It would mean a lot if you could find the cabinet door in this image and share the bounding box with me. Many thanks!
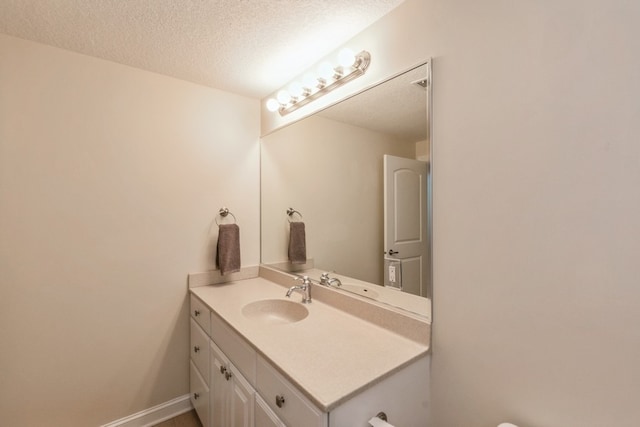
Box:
[211,342,231,427]
[230,364,255,427]
[255,394,285,427]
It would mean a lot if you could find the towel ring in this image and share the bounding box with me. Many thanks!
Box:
[215,207,237,225]
[286,208,303,223]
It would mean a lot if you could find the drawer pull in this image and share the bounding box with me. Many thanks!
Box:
[220,366,227,375]
[275,394,286,408]
[194,309,200,316]
[193,392,200,400]
[193,345,200,353]
[225,371,233,381]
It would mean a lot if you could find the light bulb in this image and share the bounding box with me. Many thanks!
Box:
[276,90,291,105]
[289,81,304,98]
[318,62,335,81]
[337,48,356,68]
[266,98,280,112]
[302,73,318,90]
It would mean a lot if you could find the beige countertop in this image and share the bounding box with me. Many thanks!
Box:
[190,276,429,411]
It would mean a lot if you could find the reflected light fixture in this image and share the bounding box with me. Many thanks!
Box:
[266,49,371,116]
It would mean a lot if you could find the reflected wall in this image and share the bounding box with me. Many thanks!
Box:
[261,114,415,284]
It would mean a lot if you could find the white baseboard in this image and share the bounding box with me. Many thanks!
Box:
[100,394,193,427]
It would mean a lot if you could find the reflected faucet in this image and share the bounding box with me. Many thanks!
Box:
[320,272,342,288]
[286,276,312,303]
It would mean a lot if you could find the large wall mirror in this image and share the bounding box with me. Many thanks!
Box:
[261,61,431,320]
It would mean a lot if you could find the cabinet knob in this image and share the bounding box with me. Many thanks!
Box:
[275,394,286,408]
[376,412,388,422]
[193,392,200,400]
[220,366,227,375]
[194,345,200,353]
[225,371,232,381]
[194,310,200,316]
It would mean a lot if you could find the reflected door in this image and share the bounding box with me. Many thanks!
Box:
[383,155,428,297]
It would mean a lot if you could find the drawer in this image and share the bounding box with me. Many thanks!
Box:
[210,310,256,384]
[190,318,210,383]
[255,393,286,427]
[256,356,326,427]
[190,295,211,335]
[190,360,210,427]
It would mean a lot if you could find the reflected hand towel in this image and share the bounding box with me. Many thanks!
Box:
[216,223,241,275]
[288,221,306,264]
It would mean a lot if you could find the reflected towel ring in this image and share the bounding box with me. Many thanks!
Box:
[215,207,237,225]
[287,207,303,223]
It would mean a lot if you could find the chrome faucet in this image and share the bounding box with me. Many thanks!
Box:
[286,276,312,303]
[320,272,342,287]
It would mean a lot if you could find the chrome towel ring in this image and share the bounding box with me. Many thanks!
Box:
[215,207,237,225]
[286,207,303,223]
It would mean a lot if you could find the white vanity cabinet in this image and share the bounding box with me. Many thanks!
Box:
[190,295,318,427]
[190,295,259,427]
[190,278,430,427]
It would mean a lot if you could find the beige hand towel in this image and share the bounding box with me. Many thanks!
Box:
[216,223,241,275]
[288,221,306,264]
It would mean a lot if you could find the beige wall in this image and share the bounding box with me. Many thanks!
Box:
[261,115,414,284]
[0,35,260,426]
[3,0,640,425]
[343,0,640,426]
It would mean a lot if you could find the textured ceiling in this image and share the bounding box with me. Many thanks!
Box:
[319,64,428,142]
[0,0,405,98]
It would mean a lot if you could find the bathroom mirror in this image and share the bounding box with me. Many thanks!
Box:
[261,61,431,319]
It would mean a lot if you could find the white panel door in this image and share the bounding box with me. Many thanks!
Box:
[383,155,428,297]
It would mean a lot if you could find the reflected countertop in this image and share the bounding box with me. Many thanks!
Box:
[299,267,431,320]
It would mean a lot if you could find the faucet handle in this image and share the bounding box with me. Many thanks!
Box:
[295,275,310,285]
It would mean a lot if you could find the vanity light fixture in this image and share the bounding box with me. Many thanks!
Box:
[266,49,371,116]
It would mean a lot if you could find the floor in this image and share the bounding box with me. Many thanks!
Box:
[152,409,202,427]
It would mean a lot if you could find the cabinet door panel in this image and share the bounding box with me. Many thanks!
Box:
[231,375,254,427]
[210,342,230,427]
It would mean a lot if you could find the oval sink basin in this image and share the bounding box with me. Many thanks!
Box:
[340,283,380,300]
[241,299,309,325]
